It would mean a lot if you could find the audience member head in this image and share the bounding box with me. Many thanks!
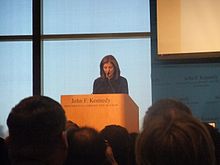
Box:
[6,95,67,165]
[100,125,130,165]
[64,126,106,165]
[143,98,192,128]
[146,98,192,117]
[65,120,79,131]
[136,113,216,165]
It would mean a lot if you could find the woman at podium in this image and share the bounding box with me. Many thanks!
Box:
[93,55,129,94]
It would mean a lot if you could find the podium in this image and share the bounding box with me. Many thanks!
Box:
[61,94,139,132]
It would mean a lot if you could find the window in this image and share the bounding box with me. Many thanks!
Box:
[0,0,32,35]
[0,42,32,137]
[43,39,151,123]
[43,0,150,34]
[43,0,151,128]
[0,0,151,137]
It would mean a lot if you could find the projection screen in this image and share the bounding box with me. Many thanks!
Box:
[157,0,220,59]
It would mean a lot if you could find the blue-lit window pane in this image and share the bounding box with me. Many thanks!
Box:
[0,42,32,137]
[43,0,150,34]
[43,39,151,126]
[0,0,32,35]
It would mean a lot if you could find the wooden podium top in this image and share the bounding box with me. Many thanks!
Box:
[61,94,139,132]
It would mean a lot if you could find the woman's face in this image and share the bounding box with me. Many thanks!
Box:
[103,62,115,79]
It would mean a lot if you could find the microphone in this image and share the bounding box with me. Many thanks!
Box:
[106,72,110,79]
[107,78,115,93]
[105,71,115,92]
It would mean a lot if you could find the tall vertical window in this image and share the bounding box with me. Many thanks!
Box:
[0,0,32,137]
[0,42,32,137]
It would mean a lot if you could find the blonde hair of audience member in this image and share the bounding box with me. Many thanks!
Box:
[136,111,216,165]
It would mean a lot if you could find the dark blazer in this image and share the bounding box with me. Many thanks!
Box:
[93,76,128,94]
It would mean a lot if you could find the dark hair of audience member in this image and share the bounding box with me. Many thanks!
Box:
[6,95,67,165]
[65,120,79,131]
[203,122,220,165]
[64,126,106,165]
[136,110,216,165]
[100,124,130,165]
[0,137,10,165]
[129,132,138,165]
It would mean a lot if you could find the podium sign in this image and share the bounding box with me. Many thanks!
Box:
[61,94,139,132]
